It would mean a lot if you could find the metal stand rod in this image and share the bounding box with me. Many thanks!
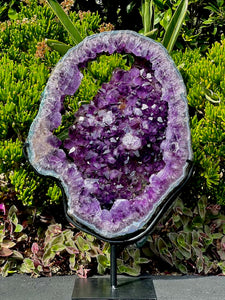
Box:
[110,244,117,289]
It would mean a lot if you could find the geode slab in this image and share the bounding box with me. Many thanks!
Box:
[26,31,192,240]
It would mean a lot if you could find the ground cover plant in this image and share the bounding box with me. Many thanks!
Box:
[0,0,225,277]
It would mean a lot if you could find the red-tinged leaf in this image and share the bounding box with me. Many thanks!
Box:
[17,233,28,243]
[2,240,16,248]
[46,224,62,235]
[22,220,28,229]
[33,258,41,268]
[66,246,79,255]
[0,247,13,257]
[12,250,23,260]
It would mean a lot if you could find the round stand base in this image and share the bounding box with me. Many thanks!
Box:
[72,276,157,300]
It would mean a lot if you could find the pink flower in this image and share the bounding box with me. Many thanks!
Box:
[31,242,39,255]
[0,203,6,215]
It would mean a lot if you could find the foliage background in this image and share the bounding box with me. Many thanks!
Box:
[0,0,225,277]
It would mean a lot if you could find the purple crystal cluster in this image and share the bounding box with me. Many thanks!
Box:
[64,66,168,209]
[27,31,192,239]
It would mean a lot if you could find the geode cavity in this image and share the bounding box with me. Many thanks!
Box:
[26,31,192,239]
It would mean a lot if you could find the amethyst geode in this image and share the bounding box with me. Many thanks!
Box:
[26,31,192,239]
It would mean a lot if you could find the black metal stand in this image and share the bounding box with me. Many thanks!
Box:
[71,243,157,300]
[110,244,117,290]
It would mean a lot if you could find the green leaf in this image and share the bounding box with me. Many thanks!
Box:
[126,1,136,14]
[192,230,199,243]
[157,237,168,255]
[86,234,95,242]
[204,5,219,13]
[55,127,69,141]
[142,0,154,34]
[118,264,141,276]
[97,263,105,275]
[173,213,181,223]
[196,257,204,273]
[218,261,225,275]
[168,232,178,245]
[142,246,153,257]
[179,246,191,259]
[43,248,55,264]
[69,254,76,270]
[37,265,43,272]
[0,2,7,18]
[23,258,35,270]
[51,244,66,252]
[162,0,188,53]
[46,0,82,45]
[8,206,18,226]
[63,229,74,241]
[97,254,110,268]
[160,8,172,30]
[177,232,185,247]
[14,224,23,233]
[1,261,11,277]
[136,257,150,264]
[182,207,193,217]
[8,8,18,20]
[160,249,174,266]
[174,249,184,260]
[176,263,188,274]
[192,216,203,228]
[144,28,158,38]
[46,39,71,56]
[192,246,202,258]
[174,197,184,210]
[212,233,223,239]
[76,236,91,252]
[133,248,141,261]
[217,0,224,7]
[50,233,64,246]
[198,196,207,220]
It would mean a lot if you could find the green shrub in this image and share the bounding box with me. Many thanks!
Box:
[0,0,102,63]
[173,37,225,204]
[0,55,50,140]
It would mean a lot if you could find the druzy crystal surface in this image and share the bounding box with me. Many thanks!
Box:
[26,31,192,239]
